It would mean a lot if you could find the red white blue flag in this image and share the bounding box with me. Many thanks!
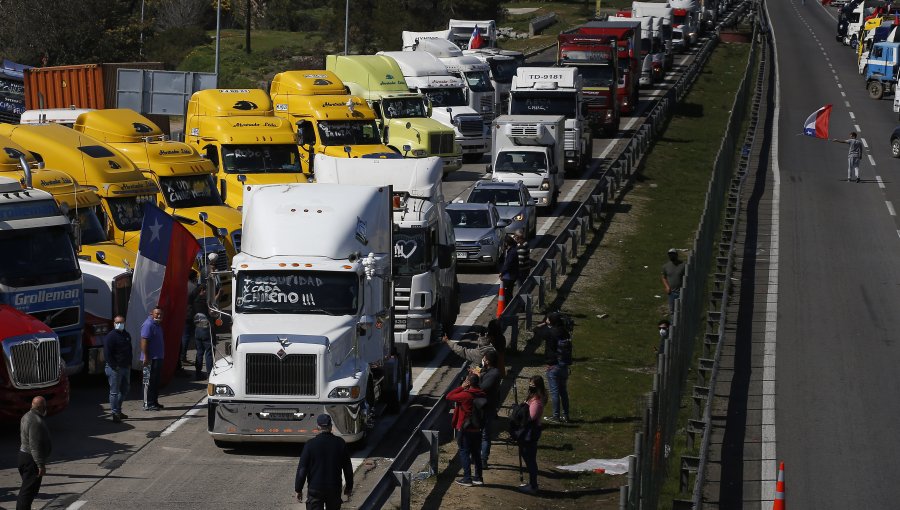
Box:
[125,203,200,385]
[803,104,832,139]
[469,26,485,49]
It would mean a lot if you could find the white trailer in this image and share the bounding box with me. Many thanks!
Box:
[206,182,409,445]
[489,115,566,210]
[313,154,459,351]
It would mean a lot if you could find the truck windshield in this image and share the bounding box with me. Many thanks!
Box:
[509,92,576,117]
[236,271,359,315]
[422,88,468,107]
[221,144,303,174]
[106,195,154,232]
[71,207,107,245]
[578,66,616,88]
[468,188,523,206]
[394,227,431,276]
[447,209,491,228]
[488,59,519,83]
[159,174,223,209]
[494,151,548,174]
[382,98,428,118]
[318,120,382,146]
[0,226,80,287]
[463,71,495,92]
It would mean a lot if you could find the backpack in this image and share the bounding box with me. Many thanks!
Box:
[557,335,573,366]
[463,396,488,430]
[507,401,533,443]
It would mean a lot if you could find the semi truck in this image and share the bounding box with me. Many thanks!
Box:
[580,21,643,116]
[79,260,132,375]
[184,88,308,209]
[609,15,659,86]
[633,3,674,70]
[0,304,69,421]
[508,67,592,173]
[269,70,399,173]
[489,115,566,210]
[326,54,462,172]
[862,41,900,99]
[378,51,490,163]
[205,181,410,445]
[670,0,701,44]
[313,154,459,351]
[0,175,85,374]
[556,33,621,136]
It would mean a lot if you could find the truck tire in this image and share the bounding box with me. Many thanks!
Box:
[869,81,885,100]
[892,137,900,158]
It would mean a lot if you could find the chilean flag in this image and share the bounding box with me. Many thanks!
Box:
[469,26,485,49]
[125,203,200,385]
[803,104,832,139]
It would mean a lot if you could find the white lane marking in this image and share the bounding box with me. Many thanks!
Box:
[844,100,850,107]
[897,230,900,239]
[868,154,876,166]
[877,176,885,189]
[861,137,868,148]
[887,201,896,216]
[160,396,208,437]
[764,0,782,503]
[838,83,843,88]
[841,91,846,97]
[66,502,87,510]
[849,111,856,119]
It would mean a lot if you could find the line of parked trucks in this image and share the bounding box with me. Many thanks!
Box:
[0,3,726,442]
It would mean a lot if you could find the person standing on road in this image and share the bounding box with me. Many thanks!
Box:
[514,229,531,285]
[477,350,502,470]
[295,414,353,510]
[518,375,547,495]
[141,307,165,411]
[832,131,864,182]
[181,271,200,366]
[661,248,686,315]
[103,315,132,423]
[194,312,214,381]
[17,396,51,510]
[446,373,487,487]
[542,313,572,424]
[485,318,507,373]
[498,236,519,301]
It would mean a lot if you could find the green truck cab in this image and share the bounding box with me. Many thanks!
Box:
[326,55,462,172]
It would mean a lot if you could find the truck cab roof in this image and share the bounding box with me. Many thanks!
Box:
[377,52,459,82]
[270,70,348,96]
[186,89,296,143]
[313,154,443,199]
[326,55,412,99]
[188,89,276,117]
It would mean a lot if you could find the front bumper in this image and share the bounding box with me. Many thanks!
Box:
[208,399,366,443]
[0,379,69,422]
[394,327,437,350]
[457,137,491,155]
[454,245,498,265]
[441,156,463,172]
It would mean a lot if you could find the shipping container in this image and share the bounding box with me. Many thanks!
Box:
[24,62,164,110]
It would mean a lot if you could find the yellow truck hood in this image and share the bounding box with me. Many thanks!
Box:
[80,241,137,269]
[171,205,243,256]
[218,172,309,209]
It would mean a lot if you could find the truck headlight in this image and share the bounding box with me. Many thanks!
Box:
[328,386,361,399]
[514,213,524,221]
[412,149,428,157]
[479,235,495,246]
[407,317,434,330]
[540,179,550,191]
[208,384,234,397]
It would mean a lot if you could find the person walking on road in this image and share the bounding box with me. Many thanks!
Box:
[661,248,686,315]
[103,315,132,422]
[518,375,547,495]
[498,236,519,300]
[477,350,502,470]
[832,131,864,182]
[17,396,51,510]
[295,414,353,510]
[446,373,487,487]
[141,307,165,411]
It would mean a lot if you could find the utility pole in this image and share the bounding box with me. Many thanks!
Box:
[245,0,251,54]
[214,0,222,85]
[344,0,350,55]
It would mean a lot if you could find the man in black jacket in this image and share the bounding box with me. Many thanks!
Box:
[477,350,502,469]
[103,315,132,423]
[295,414,353,509]
[537,313,571,423]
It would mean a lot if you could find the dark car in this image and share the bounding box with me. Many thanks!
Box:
[465,180,537,239]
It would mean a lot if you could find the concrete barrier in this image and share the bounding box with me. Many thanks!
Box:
[529,12,558,36]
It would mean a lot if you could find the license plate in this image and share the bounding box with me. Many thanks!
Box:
[395,319,406,329]
[456,251,467,259]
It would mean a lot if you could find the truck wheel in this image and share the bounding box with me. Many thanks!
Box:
[892,137,900,158]
[869,81,885,100]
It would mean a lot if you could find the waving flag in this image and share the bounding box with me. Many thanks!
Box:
[125,203,200,385]
[803,104,832,139]
[469,26,485,49]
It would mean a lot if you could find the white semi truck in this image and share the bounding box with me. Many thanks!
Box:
[508,67,592,174]
[489,115,566,210]
[378,51,490,164]
[205,182,410,445]
[314,155,459,351]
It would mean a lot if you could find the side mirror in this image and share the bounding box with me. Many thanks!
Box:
[497,219,510,228]
[485,164,492,173]
[549,166,558,174]
[402,144,412,156]
[447,106,453,122]
[219,178,227,201]
[296,120,315,146]
[237,174,247,184]
[437,245,454,269]
[204,145,219,167]
[96,250,107,264]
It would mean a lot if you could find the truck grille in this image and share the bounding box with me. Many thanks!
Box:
[585,96,608,107]
[8,336,61,388]
[428,133,455,155]
[245,353,316,396]
[457,116,484,137]
[232,229,242,253]
[29,307,80,330]
[564,129,577,151]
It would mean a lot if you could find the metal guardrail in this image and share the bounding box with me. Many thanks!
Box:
[359,4,752,508]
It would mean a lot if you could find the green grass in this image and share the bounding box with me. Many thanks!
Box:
[499,0,635,53]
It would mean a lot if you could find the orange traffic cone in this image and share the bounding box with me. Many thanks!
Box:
[773,461,785,510]
[496,284,506,317]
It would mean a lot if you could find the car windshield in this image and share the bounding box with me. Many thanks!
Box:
[106,195,154,232]
[382,98,428,118]
[494,151,548,174]
[468,188,523,206]
[236,271,359,315]
[0,225,80,287]
[317,120,382,146]
[394,227,431,276]
[577,65,616,88]
[71,206,107,245]
[448,209,492,228]
[488,59,519,82]
[221,144,303,174]
[509,92,576,117]
[463,70,494,92]
[422,88,468,108]
[159,174,222,209]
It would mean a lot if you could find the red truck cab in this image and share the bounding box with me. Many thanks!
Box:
[580,21,642,116]
[0,305,70,421]
[557,33,621,137]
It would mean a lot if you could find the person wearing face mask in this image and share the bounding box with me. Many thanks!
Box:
[477,350,501,470]
[17,396,51,510]
[661,248,685,315]
[103,315,133,423]
[656,319,670,355]
[141,307,166,411]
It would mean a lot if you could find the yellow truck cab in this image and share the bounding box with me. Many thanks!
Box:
[185,89,307,209]
[0,134,135,267]
[74,109,243,263]
[325,55,462,172]
[0,123,159,259]
[270,70,401,173]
